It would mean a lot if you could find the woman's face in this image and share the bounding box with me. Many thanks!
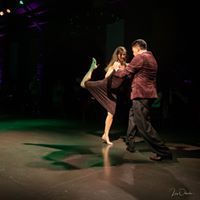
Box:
[117,51,126,63]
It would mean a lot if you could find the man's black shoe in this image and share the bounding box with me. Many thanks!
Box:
[149,153,172,161]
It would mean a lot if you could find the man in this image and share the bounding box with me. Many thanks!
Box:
[113,39,172,161]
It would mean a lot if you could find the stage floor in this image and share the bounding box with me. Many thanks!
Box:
[0,117,199,200]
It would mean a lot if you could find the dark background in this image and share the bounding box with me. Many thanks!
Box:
[0,0,199,130]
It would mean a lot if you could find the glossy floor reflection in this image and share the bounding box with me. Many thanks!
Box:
[0,118,199,200]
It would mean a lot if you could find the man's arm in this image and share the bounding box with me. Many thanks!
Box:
[114,55,144,78]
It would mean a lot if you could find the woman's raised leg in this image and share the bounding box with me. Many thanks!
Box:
[80,57,98,88]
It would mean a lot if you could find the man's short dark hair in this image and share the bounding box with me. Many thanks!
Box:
[132,39,147,50]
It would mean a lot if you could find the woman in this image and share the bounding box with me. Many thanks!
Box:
[80,46,127,145]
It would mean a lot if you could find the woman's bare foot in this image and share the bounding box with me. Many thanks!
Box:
[102,134,113,145]
[90,57,98,70]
